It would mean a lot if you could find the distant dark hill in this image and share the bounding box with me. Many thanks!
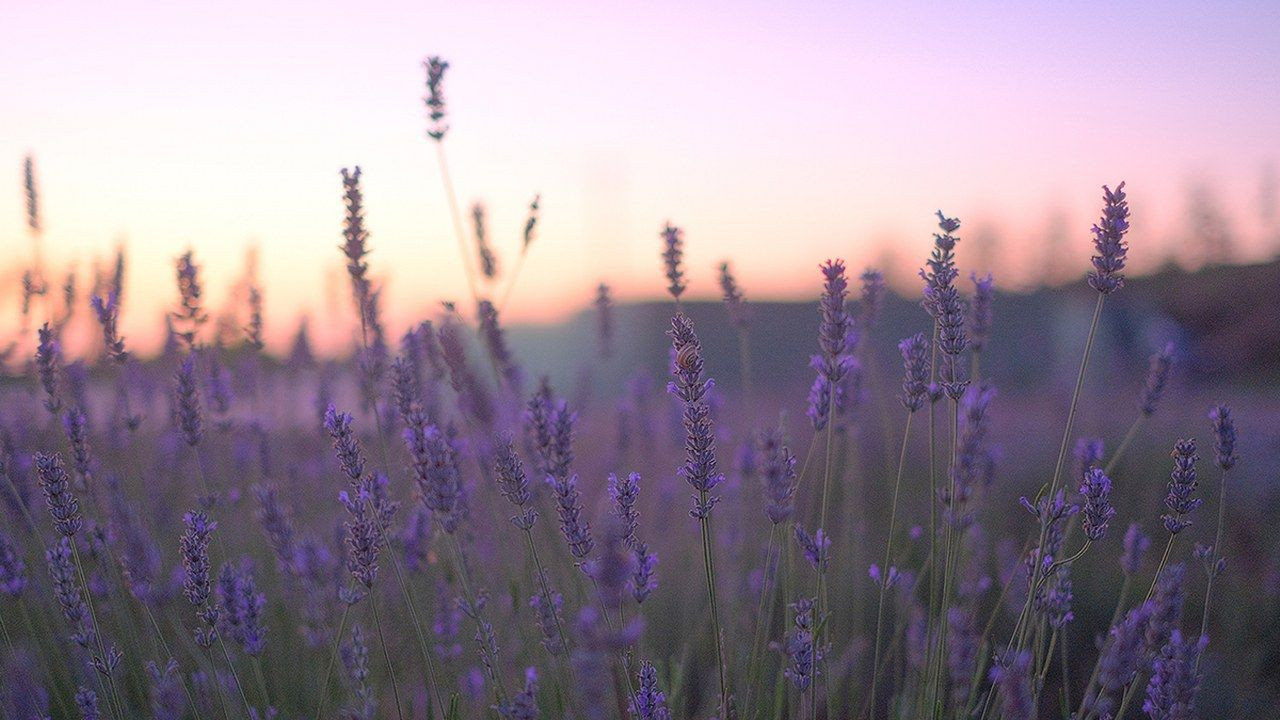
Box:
[508,257,1280,397]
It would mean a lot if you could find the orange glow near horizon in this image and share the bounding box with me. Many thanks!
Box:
[3,1,1279,357]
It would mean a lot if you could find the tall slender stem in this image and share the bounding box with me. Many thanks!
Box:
[869,410,914,718]
[433,142,480,307]
[1196,466,1229,672]
[71,541,125,719]
[699,505,729,719]
[370,597,406,720]
[314,599,353,720]
[1014,294,1105,660]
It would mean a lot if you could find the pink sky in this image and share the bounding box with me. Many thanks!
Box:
[3,1,1279,355]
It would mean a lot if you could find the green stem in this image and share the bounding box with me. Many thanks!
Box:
[1104,415,1145,475]
[869,410,914,718]
[699,505,729,719]
[434,141,480,307]
[314,599,354,720]
[370,597,406,720]
[1196,467,1229,673]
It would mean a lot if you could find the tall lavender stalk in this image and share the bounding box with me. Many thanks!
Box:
[869,332,931,715]
[668,312,728,717]
[422,55,480,306]
[718,261,752,393]
[1196,405,1236,672]
[1016,183,1129,662]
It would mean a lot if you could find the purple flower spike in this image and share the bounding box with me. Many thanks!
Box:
[551,474,594,560]
[968,273,994,353]
[719,262,750,330]
[1208,404,1237,471]
[36,452,81,537]
[630,660,672,720]
[1079,467,1116,541]
[898,332,932,412]
[757,427,798,525]
[809,259,856,429]
[661,223,686,300]
[1140,343,1175,416]
[1120,522,1151,576]
[794,525,831,574]
[1162,439,1201,534]
[1087,182,1130,294]
[175,352,203,447]
[920,212,968,399]
[1143,630,1206,720]
[668,313,724,518]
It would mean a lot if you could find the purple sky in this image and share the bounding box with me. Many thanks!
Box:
[3,1,1278,352]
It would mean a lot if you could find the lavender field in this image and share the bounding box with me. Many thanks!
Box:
[4,39,1280,720]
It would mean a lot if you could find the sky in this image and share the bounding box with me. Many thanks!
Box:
[3,1,1279,355]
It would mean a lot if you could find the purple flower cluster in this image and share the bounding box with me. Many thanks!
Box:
[1140,343,1175,416]
[808,259,856,430]
[783,597,823,690]
[1208,404,1237,471]
[90,291,127,362]
[668,313,724,518]
[1079,467,1116,541]
[630,660,672,720]
[898,332,932,412]
[757,427,798,525]
[1143,630,1205,720]
[494,434,537,529]
[968,272,994,353]
[921,212,969,400]
[423,56,449,140]
[1162,439,1201,534]
[180,510,219,647]
[36,452,81,537]
[718,262,750,330]
[1086,182,1130,294]
[660,223,686,300]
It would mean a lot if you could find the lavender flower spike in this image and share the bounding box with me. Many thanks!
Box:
[898,332,932,412]
[630,660,673,720]
[968,272,994,353]
[324,404,366,483]
[1087,182,1130,294]
[719,262,750,329]
[0,530,27,597]
[1162,439,1201,534]
[423,56,450,141]
[668,313,724,518]
[757,427,798,525]
[1143,630,1206,720]
[608,472,641,548]
[36,452,81,537]
[1140,343,1175,416]
[661,223,686,300]
[808,259,856,430]
[76,687,100,720]
[794,525,831,574]
[36,323,62,413]
[595,282,614,359]
[90,291,127,362]
[176,353,203,447]
[551,473,594,560]
[1120,522,1151,576]
[1079,467,1117,541]
[181,510,220,647]
[921,212,968,400]
[859,268,886,331]
[494,434,536,529]
[1208,404,1237,471]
